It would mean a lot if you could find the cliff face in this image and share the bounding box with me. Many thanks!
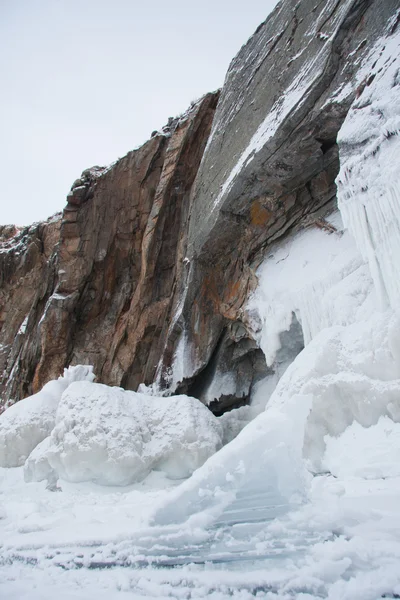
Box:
[153,0,400,406]
[1,0,400,409]
[0,94,219,402]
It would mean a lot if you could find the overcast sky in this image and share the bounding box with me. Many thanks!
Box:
[0,0,279,225]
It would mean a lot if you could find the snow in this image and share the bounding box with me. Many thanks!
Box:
[247,211,374,366]
[18,315,28,335]
[25,382,223,486]
[337,32,400,310]
[323,417,400,480]
[153,392,313,528]
[0,365,95,467]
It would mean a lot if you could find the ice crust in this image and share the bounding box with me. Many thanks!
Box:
[0,365,94,467]
[246,211,374,366]
[323,416,400,480]
[24,382,223,486]
[337,33,400,310]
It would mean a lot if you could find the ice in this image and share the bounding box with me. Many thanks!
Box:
[25,381,223,486]
[23,437,55,483]
[323,416,400,480]
[0,365,94,467]
[337,33,400,310]
[153,393,312,527]
[247,211,374,367]
[18,315,28,335]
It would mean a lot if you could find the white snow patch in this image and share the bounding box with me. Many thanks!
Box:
[247,211,374,366]
[26,382,223,486]
[323,416,400,480]
[18,315,28,335]
[0,365,95,467]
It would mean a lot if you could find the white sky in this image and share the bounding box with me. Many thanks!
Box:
[0,0,279,225]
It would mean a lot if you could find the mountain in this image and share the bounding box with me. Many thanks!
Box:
[1,0,398,413]
[2,1,400,598]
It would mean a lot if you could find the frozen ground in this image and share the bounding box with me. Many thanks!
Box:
[1,452,400,599]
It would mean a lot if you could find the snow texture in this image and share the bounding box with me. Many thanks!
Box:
[0,365,95,467]
[323,416,400,480]
[337,32,400,309]
[247,211,374,367]
[25,382,223,486]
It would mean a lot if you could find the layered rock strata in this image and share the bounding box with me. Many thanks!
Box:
[0,94,219,401]
[1,0,400,411]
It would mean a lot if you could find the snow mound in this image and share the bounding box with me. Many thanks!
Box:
[26,382,223,486]
[323,416,400,480]
[0,365,95,467]
[23,437,56,483]
[153,394,312,526]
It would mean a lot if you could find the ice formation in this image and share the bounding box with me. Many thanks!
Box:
[0,365,94,467]
[24,381,223,486]
[323,416,400,480]
[337,33,400,309]
[154,393,312,526]
[246,211,374,366]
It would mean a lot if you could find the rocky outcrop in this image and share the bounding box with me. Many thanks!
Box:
[0,217,61,402]
[0,93,219,402]
[154,0,400,405]
[1,0,400,411]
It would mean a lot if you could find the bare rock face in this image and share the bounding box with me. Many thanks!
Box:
[154,0,400,406]
[1,0,400,412]
[0,217,61,402]
[0,93,219,401]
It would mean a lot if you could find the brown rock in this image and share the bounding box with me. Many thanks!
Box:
[0,93,219,401]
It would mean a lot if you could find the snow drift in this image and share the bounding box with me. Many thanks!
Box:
[0,365,95,467]
[25,382,223,486]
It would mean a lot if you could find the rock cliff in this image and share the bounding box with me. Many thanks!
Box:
[1,0,400,411]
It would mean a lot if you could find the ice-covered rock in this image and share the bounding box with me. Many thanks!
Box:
[337,32,400,310]
[247,211,374,367]
[0,365,95,467]
[26,381,223,486]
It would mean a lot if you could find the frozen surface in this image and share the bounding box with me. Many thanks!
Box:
[247,211,374,367]
[0,365,94,467]
[2,427,400,599]
[323,416,400,480]
[337,32,400,309]
[26,382,223,486]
